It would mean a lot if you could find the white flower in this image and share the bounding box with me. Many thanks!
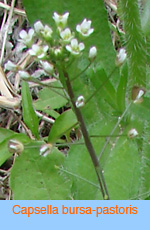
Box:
[53,12,69,30]
[8,139,24,154]
[76,19,94,37]
[60,28,74,43]
[116,48,127,66]
[40,61,54,74]
[34,20,44,33]
[41,25,53,40]
[128,128,138,139]
[19,29,34,47]
[34,21,53,40]
[39,144,53,157]
[75,95,85,108]
[28,44,49,59]
[18,71,30,79]
[66,38,85,55]
[4,61,18,71]
[89,46,97,60]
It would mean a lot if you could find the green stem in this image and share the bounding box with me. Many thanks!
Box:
[119,0,146,87]
[63,70,110,200]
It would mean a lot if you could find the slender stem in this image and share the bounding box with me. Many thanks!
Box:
[63,70,110,200]
[85,67,117,105]
[56,166,100,189]
[98,102,132,160]
[23,77,69,100]
[71,62,91,82]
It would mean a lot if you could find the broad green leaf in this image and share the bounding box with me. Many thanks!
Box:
[63,119,119,200]
[0,128,14,143]
[48,109,77,143]
[138,121,150,200]
[130,98,150,121]
[21,81,39,139]
[104,137,141,200]
[0,132,30,167]
[10,142,71,200]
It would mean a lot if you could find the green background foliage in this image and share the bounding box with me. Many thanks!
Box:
[0,0,150,200]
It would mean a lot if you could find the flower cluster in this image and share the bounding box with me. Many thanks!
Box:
[21,12,97,59]
[5,12,97,80]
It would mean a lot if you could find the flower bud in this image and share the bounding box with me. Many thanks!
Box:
[39,143,53,157]
[40,61,54,74]
[128,128,138,139]
[89,46,97,60]
[8,139,24,154]
[131,86,145,104]
[116,48,127,66]
[75,95,85,108]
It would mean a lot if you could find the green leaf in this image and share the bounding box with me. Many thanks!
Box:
[103,137,141,200]
[10,142,71,200]
[63,119,119,200]
[138,121,150,200]
[48,109,77,143]
[116,63,128,113]
[0,132,30,167]
[141,0,150,35]
[34,82,68,119]
[0,128,14,143]
[89,66,118,111]
[130,98,150,122]
[21,81,39,139]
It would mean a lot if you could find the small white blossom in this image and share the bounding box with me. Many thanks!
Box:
[8,139,24,154]
[66,38,85,55]
[39,144,53,157]
[34,20,44,33]
[19,29,34,47]
[4,61,18,72]
[40,61,54,74]
[128,128,138,139]
[34,21,53,40]
[76,18,94,37]
[28,44,49,59]
[89,46,97,60]
[75,95,85,108]
[116,48,127,66]
[60,28,74,43]
[41,25,53,40]
[18,71,30,80]
[53,12,69,30]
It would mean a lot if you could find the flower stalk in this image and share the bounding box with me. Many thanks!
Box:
[63,69,110,200]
